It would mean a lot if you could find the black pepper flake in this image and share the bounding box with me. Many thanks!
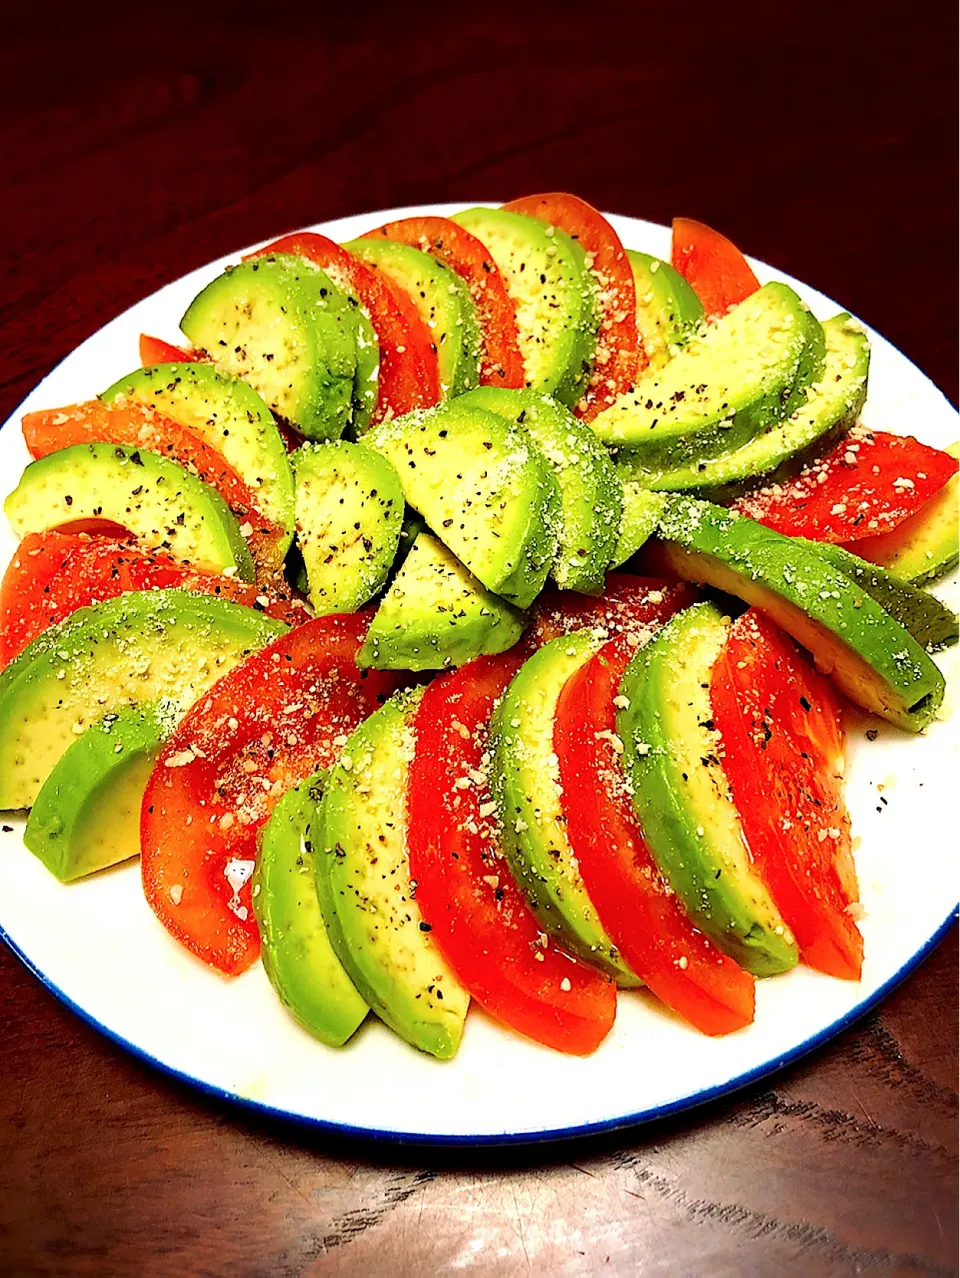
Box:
[418,921,432,932]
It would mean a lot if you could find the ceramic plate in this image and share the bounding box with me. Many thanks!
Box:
[1,206,957,1146]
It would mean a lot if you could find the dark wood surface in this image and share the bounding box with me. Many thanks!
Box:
[1,4,956,1274]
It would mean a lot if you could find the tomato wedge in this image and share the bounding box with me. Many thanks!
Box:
[21,399,284,568]
[141,613,400,975]
[139,334,198,366]
[247,232,441,421]
[0,532,308,669]
[407,652,617,1054]
[554,639,756,1035]
[503,192,639,420]
[734,427,959,542]
[361,216,525,389]
[671,217,760,319]
[711,610,863,980]
[526,573,697,649]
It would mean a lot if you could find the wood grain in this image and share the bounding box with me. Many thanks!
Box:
[1,3,956,1274]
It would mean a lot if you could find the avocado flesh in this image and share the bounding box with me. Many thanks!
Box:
[181,255,357,442]
[852,442,959,586]
[344,239,481,399]
[459,386,622,592]
[358,532,524,672]
[593,282,825,465]
[629,314,870,496]
[452,207,600,409]
[101,361,294,563]
[24,703,174,882]
[626,249,704,370]
[253,773,368,1047]
[655,496,945,731]
[349,303,380,435]
[365,400,559,609]
[0,590,286,810]
[313,690,470,1060]
[292,439,404,615]
[616,602,798,977]
[4,442,255,581]
[610,487,666,568]
[490,630,640,986]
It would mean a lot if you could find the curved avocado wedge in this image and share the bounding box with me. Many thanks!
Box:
[490,630,641,986]
[610,487,666,569]
[626,249,704,370]
[0,590,286,810]
[253,773,369,1047]
[4,442,255,581]
[313,689,469,1060]
[24,702,175,882]
[616,602,798,977]
[654,495,945,732]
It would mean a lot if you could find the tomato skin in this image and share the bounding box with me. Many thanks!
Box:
[361,216,525,389]
[407,653,617,1055]
[554,640,756,1035]
[526,573,697,649]
[710,610,862,980]
[139,334,198,366]
[0,532,308,668]
[141,613,400,976]
[671,217,760,319]
[734,428,960,543]
[247,232,441,420]
[503,192,640,420]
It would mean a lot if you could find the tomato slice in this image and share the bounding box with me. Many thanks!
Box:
[360,216,525,389]
[141,613,400,975]
[710,610,863,980]
[526,573,697,649]
[503,192,640,420]
[140,334,198,366]
[734,427,960,542]
[247,232,441,420]
[21,399,284,568]
[0,532,308,669]
[407,652,617,1054]
[671,217,760,319]
[554,639,756,1035]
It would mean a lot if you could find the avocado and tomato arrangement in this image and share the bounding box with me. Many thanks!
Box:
[1,196,957,1062]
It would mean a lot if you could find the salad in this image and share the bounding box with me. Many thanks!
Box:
[0,196,956,1063]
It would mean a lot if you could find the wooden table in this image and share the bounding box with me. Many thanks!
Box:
[2,5,956,1274]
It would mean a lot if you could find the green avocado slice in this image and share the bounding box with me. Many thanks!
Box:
[616,602,798,977]
[610,487,666,569]
[253,773,369,1047]
[626,249,704,370]
[313,689,470,1059]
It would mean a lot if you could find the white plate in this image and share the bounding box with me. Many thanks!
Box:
[1,207,957,1146]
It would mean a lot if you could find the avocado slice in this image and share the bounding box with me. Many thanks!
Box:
[102,361,294,565]
[458,386,622,592]
[24,702,175,882]
[616,602,799,977]
[358,532,524,672]
[4,442,256,581]
[0,589,286,810]
[292,439,404,615]
[610,486,666,568]
[365,399,559,608]
[253,772,369,1047]
[490,630,640,986]
[626,249,704,370]
[654,495,945,731]
[852,442,959,586]
[452,207,600,409]
[313,689,470,1059]
[348,300,380,436]
[592,282,825,465]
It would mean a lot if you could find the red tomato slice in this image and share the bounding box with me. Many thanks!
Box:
[361,216,525,388]
[526,573,697,649]
[21,399,284,568]
[710,610,863,980]
[503,192,640,420]
[555,639,756,1035]
[141,614,400,975]
[733,427,959,542]
[407,652,617,1054]
[140,334,198,366]
[671,217,760,319]
[0,532,308,669]
[246,232,441,421]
